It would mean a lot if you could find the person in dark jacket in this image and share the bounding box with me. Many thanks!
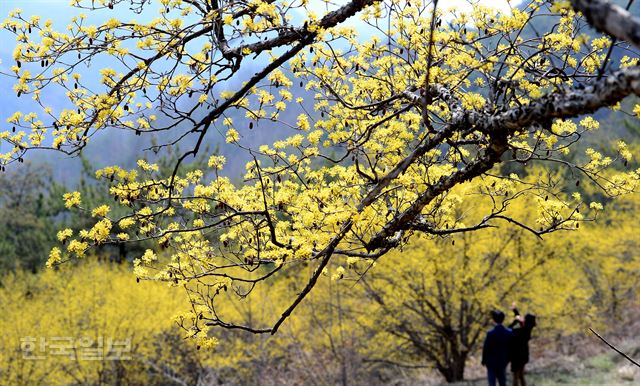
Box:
[482,310,513,386]
[508,305,536,386]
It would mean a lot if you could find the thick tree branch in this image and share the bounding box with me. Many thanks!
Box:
[230,0,380,57]
[571,0,640,49]
[368,66,640,249]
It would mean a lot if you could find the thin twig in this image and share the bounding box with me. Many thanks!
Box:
[589,328,640,368]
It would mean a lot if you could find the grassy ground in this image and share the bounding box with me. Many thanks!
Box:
[525,355,638,386]
[442,310,640,386]
[449,351,639,386]
[400,310,640,386]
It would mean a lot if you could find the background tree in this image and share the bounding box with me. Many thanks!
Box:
[353,192,595,382]
[567,191,640,318]
[0,164,56,273]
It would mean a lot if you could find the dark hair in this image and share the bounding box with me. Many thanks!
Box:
[524,313,536,328]
[491,310,505,324]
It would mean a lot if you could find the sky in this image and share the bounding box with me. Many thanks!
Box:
[0,0,519,29]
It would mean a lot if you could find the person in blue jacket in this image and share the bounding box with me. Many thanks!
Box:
[482,310,513,386]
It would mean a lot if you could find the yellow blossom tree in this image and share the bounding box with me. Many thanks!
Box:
[1,0,640,344]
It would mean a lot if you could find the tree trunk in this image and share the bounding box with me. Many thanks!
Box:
[437,353,467,383]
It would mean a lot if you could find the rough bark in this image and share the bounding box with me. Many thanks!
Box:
[571,0,640,49]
